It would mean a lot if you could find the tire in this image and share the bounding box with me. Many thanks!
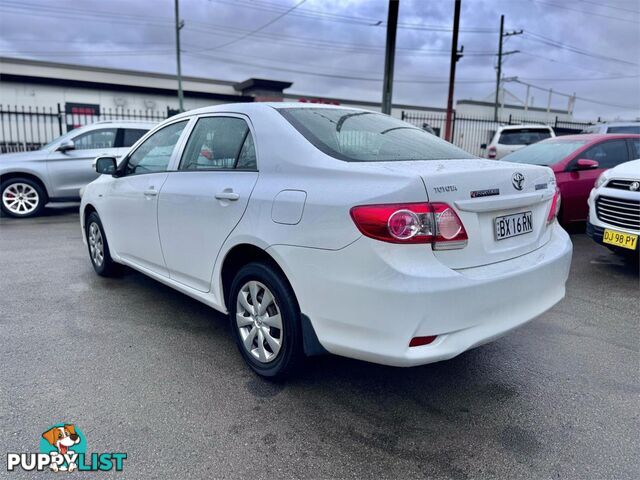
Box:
[0,177,47,218]
[85,212,120,277]
[229,262,304,379]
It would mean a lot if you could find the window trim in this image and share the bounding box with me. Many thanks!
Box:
[174,113,259,173]
[117,118,192,177]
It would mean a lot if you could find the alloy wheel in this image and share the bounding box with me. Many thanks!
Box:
[236,281,283,363]
[88,222,105,267]
[2,182,39,215]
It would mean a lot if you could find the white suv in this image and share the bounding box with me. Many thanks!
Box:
[482,124,555,159]
[80,103,572,378]
[0,121,155,217]
[587,159,640,256]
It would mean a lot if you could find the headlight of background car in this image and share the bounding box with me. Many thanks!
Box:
[595,173,608,188]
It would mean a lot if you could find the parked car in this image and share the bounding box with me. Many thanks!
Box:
[0,120,156,218]
[481,124,555,159]
[501,134,640,225]
[80,103,572,378]
[581,122,640,135]
[587,159,640,256]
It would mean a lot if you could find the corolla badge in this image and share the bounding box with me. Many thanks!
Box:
[630,181,640,191]
[512,172,525,191]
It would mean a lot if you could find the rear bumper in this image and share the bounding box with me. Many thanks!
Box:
[269,223,573,367]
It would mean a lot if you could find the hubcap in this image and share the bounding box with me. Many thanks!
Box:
[236,281,283,363]
[2,182,39,215]
[88,222,105,267]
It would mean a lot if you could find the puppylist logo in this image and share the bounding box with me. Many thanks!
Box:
[6,423,127,473]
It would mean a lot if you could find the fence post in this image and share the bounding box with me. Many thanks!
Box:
[57,103,64,135]
[451,110,456,142]
[508,114,512,125]
[401,111,405,121]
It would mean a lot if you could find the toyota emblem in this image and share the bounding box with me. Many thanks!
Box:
[630,181,640,191]
[512,172,525,191]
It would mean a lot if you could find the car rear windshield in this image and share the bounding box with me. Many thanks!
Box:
[607,126,640,134]
[501,141,588,165]
[498,128,552,146]
[279,108,472,162]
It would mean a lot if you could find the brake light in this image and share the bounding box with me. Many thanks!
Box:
[350,202,467,249]
[547,188,561,224]
[487,146,497,159]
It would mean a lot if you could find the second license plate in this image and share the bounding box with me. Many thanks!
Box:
[494,211,533,240]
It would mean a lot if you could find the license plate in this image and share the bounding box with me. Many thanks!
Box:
[603,229,638,250]
[494,211,533,240]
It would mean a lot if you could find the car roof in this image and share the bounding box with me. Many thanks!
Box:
[89,120,157,128]
[171,102,370,120]
[546,133,640,142]
[496,124,553,131]
[593,121,640,127]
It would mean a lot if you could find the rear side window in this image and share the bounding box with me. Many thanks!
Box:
[498,129,552,146]
[72,128,117,150]
[607,126,640,134]
[581,140,629,169]
[179,117,256,170]
[279,108,471,162]
[121,128,149,147]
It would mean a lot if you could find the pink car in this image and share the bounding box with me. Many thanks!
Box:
[502,134,640,224]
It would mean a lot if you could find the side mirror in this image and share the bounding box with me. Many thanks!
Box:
[56,140,75,152]
[575,158,599,170]
[480,143,487,150]
[95,156,117,175]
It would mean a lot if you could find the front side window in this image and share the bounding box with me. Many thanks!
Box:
[125,121,187,175]
[180,117,255,170]
[581,140,629,169]
[279,108,471,162]
[498,129,552,146]
[629,139,640,159]
[73,128,117,150]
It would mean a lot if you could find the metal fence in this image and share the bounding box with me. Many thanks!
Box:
[401,111,594,157]
[0,104,169,153]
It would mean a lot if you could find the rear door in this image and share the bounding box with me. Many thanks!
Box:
[559,139,629,222]
[157,115,259,293]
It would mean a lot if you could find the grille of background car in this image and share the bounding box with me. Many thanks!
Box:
[606,179,638,191]
[595,195,640,230]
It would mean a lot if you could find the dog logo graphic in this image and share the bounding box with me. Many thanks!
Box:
[41,424,81,472]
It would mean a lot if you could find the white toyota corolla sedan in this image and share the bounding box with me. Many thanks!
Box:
[80,103,572,378]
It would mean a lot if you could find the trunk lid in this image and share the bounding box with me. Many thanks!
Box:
[375,159,557,268]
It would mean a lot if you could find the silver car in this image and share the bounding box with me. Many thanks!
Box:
[0,120,155,217]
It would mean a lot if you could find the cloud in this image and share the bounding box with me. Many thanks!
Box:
[0,0,638,119]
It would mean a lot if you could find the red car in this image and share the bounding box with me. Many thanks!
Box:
[501,134,640,224]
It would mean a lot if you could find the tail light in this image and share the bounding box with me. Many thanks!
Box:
[487,146,497,159]
[547,188,561,225]
[350,202,468,249]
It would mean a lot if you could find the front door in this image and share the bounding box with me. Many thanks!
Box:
[157,115,259,293]
[47,128,125,198]
[101,120,189,276]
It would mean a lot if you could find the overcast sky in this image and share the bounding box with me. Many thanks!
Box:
[1,0,638,120]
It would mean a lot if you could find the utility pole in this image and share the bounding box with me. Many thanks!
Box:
[444,0,462,142]
[381,0,399,115]
[493,15,522,121]
[174,0,185,112]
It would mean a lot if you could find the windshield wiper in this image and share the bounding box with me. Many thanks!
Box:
[336,111,374,132]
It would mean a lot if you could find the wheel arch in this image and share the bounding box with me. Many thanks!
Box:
[0,171,50,200]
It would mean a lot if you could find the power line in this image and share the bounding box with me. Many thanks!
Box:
[203,0,307,51]
[531,0,638,24]
[578,0,640,15]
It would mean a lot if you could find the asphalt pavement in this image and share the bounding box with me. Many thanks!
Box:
[0,207,638,479]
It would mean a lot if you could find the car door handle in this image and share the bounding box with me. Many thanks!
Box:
[143,189,158,197]
[215,191,240,201]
